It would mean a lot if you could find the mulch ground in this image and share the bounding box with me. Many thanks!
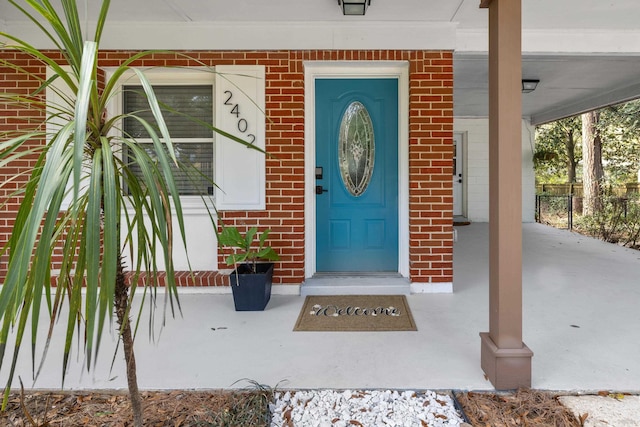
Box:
[455,388,585,427]
[3,387,588,426]
[2,389,272,426]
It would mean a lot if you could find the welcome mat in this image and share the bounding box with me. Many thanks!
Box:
[294,295,417,332]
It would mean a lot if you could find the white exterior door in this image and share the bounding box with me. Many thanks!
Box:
[453,133,463,216]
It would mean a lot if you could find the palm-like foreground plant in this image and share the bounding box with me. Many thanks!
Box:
[0,1,255,425]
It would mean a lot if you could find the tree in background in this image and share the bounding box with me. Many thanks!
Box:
[535,99,640,189]
[581,110,604,215]
[600,100,640,184]
[534,116,581,184]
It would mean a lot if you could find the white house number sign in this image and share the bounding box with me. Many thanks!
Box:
[215,65,266,210]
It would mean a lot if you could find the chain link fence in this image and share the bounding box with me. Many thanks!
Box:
[535,192,640,249]
[535,194,575,229]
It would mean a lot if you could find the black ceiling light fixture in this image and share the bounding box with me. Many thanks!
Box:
[338,0,371,16]
[522,79,540,93]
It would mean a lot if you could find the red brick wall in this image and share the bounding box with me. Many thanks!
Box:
[408,52,454,283]
[0,51,46,276]
[0,49,453,287]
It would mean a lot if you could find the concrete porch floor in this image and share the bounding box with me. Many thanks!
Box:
[4,222,640,394]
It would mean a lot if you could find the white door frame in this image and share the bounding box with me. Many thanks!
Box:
[303,61,410,278]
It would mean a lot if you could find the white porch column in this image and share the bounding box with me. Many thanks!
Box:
[479,0,533,389]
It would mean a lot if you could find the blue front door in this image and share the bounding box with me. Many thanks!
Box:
[315,78,398,272]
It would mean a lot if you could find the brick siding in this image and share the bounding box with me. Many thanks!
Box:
[0,49,453,287]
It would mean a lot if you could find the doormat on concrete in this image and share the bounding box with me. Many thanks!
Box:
[294,295,417,331]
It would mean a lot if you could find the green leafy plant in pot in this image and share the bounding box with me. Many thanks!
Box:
[218,225,280,311]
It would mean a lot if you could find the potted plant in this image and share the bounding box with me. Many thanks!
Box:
[218,225,280,311]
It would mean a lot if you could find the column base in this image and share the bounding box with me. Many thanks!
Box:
[480,332,533,390]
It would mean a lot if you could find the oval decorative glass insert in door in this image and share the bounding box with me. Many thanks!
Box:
[338,101,375,197]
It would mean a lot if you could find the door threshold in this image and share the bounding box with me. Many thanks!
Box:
[453,215,471,226]
[313,272,402,278]
[301,273,410,296]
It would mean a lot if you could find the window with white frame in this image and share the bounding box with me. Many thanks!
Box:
[114,65,266,209]
[122,84,214,196]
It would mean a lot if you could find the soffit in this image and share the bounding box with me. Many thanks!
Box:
[2,0,640,123]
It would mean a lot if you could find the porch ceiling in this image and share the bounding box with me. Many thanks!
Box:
[455,53,640,125]
[2,0,640,124]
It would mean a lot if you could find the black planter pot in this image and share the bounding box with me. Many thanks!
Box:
[229,263,274,311]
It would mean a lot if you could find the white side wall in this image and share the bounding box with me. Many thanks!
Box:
[454,118,535,223]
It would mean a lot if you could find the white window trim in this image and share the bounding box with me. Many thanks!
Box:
[106,67,217,214]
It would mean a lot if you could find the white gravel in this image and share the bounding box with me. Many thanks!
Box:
[270,389,466,426]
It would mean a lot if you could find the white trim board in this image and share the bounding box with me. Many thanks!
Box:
[2,21,456,51]
[410,283,454,294]
[303,61,410,281]
[111,284,302,296]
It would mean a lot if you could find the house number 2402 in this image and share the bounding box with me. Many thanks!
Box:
[223,90,256,145]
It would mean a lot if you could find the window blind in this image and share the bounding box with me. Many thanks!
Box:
[126,142,214,196]
[123,85,214,196]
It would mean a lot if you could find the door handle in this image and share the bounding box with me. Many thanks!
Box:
[316,185,328,195]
